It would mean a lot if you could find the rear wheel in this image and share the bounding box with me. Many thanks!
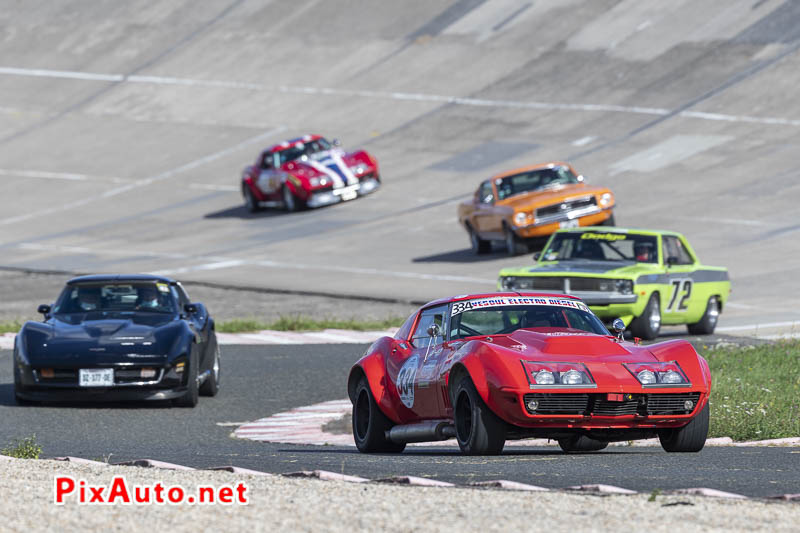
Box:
[467,225,491,255]
[243,184,260,213]
[659,403,709,452]
[453,376,505,455]
[558,435,609,453]
[199,344,220,397]
[352,376,405,453]
[687,297,719,335]
[630,293,661,340]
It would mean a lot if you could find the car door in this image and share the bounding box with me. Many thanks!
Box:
[472,181,501,238]
[398,304,449,419]
[255,152,282,198]
[661,235,697,324]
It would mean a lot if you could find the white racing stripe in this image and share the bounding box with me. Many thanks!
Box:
[3,66,800,127]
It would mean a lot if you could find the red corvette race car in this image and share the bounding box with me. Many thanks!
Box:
[241,135,380,212]
[348,292,711,455]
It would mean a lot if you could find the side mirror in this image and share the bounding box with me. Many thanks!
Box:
[666,256,678,267]
[184,303,198,314]
[532,252,541,261]
[426,323,441,338]
[37,304,51,316]
[332,138,342,147]
[611,318,625,341]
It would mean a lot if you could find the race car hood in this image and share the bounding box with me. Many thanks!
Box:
[21,315,185,364]
[497,329,659,362]
[500,260,662,280]
[495,183,610,210]
[282,150,367,185]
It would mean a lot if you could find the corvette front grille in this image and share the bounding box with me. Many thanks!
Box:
[524,393,589,414]
[524,392,701,416]
[646,393,700,415]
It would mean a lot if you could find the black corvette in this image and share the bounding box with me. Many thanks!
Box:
[13,274,220,407]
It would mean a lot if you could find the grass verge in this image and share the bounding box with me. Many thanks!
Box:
[0,321,22,335]
[1,435,42,459]
[703,340,800,441]
[217,315,405,333]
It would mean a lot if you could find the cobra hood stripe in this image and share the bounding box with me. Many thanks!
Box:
[306,157,345,188]
[327,149,358,186]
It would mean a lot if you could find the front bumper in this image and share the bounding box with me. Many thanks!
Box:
[494,388,706,430]
[14,361,188,402]
[306,177,380,208]
[513,207,613,239]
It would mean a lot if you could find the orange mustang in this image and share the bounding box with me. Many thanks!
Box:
[458,162,615,255]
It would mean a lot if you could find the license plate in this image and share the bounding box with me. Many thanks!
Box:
[334,185,359,201]
[559,219,579,228]
[79,368,114,387]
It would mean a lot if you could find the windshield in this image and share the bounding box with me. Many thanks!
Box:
[495,166,579,201]
[449,297,608,339]
[277,138,332,165]
[53,282,177,315]
[542,231,659,263]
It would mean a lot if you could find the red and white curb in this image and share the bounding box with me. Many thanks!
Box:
[2,456,794,501]
[0,328,398,350]
[233,398,800,448]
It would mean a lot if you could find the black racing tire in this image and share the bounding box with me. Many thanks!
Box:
[243,184,260,213]
[503,224,523,256]
[174,349,199,408]
[453,376,505,455]
[282,184,298,212]
[601,213,616,226]
[659,403,709,452]
[687,297,720,335]
[467,225,491,255]
[352,376,406,453]
[199,342,220,397]
[629,293,661,340]
[558,435,609,453]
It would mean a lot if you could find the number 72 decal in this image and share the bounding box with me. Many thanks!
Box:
[667,279,692,312]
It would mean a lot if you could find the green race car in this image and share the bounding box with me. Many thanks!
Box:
[498,227,730,340]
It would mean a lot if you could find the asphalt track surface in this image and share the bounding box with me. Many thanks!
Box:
[1,1,800,336]
[2,345,798,499]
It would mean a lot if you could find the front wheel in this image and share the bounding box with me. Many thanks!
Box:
[687,297,720,335]
[453,377,505,455]
[504,225,524,256]
[282,185,298,212]
[174,349,199,408]
[558,435,608,453]
[352,377,406,453]
[629,293,661,340]
[659,403,709,452]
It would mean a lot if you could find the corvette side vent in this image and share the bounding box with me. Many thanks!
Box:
[646,393,701,415]
[524,393,589,414]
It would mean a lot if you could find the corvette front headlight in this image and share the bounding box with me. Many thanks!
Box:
[523,361,596,388]
[309,176,330,187]
[599,192,613,207]
[624,362,690,387]
[350,163,369,176]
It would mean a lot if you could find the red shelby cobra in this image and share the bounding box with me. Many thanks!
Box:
[241,135,380,212]
[348,292,711,455]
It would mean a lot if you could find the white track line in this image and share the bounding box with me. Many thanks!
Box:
[0,125,287,226]
[3,66,800,127]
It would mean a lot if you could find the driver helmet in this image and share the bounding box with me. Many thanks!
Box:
[634,242,654,262]
[76,287,101,311]
[138,286,160,308]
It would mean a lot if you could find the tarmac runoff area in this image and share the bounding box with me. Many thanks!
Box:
[2,456,799,532]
